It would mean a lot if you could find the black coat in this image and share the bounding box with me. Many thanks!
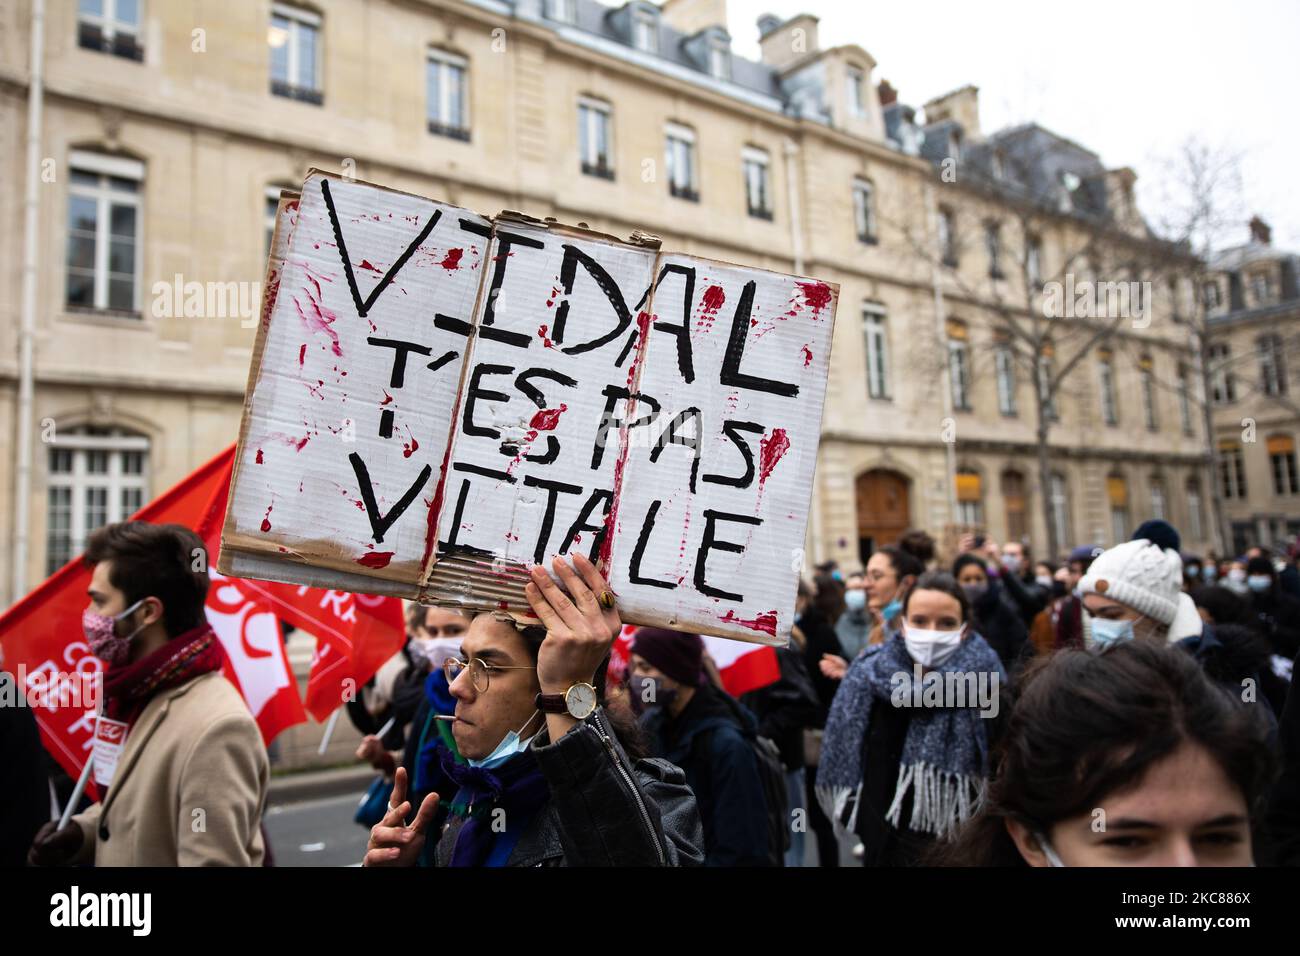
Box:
[740,645,819,772]
[642,684,773,866]
[1246,589,1300,660]
[798,608,846,729]
[970,581,1030,671]
[433,707,704,866]
[1,672,49,866]
[1269,650,1300,866]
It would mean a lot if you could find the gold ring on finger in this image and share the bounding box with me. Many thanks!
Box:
[598,589,616,610]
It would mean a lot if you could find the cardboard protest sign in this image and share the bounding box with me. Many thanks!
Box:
[220,170,838,645]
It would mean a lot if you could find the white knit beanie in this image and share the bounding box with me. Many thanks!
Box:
[1079,538,1203,641]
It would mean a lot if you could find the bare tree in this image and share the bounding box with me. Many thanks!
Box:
[888,132,1190,558]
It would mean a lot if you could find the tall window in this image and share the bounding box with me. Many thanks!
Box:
[1149,476,1167,521]
[665,123,698,201]
[863,303,889,400]
[948,327,972,411]
[1219,442,1247,500]
[579,97,613,178]
[1107,475,1129,545]
[1049,472,1072,552]
[269,4,322,104]
[66,150,142,314]
[1208,342,1236,403]
[78,0,143,60]
[938,207,957,266]
[1177,363,1194,436]
[955,470,983,526]
[743,147,772,219]
[632,9,658,53]
[427,49,469,140]
[1098,354,1118,425]
[1259,334,1288,396]
[1140,357,1158,430]
[1039,354,1057,421]
[1186,479,1204,541]
[852,178,877,243]
[846,65,866,118]
[1270,435,1299,496]
[995,343,1017,416]
[46,428,149,576]
[1026,236,1042,288]
[1002,470,1027,544]
[985,223,1003,278]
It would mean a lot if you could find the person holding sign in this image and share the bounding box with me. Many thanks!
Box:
[28,522,269,867]
[361,553,704,867]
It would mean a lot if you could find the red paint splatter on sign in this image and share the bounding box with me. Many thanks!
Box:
[801,344,813,367]
[758,427,790,484]
[292,289,342,357]
[440,248,463,271]
[538,325,556,349]
[356,551,394,569]
[402,426,419,459]
[381,389,393,406]
[255,449,264,464]
[261,504,273,533]
[298,343,307,366]
[718,609,778,637]
[529,404,568,430]
[796,281,832,318]
[359,259,383,274]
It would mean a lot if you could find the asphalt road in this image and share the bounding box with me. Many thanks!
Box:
[264,791,371,867]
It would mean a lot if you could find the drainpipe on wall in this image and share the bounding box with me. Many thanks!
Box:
[924,180,959,528]
[784,136,824,568]
[12,0,46,606]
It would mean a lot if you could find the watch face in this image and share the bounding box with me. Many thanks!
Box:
[566,683,597,718]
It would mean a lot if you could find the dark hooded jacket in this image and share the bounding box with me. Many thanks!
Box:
[641,682,772,866]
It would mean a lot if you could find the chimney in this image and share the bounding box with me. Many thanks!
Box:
[758,12,819,70]
[877,79,897,107]
[1249,215,1272,245]
[660,0,728,36]
[923,85,980,139]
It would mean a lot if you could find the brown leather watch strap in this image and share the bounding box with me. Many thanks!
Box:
[535,692,568,714]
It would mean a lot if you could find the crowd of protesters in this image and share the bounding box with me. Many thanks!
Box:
[7,515,1300,867]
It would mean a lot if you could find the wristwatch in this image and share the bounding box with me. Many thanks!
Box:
[535,682,598,720]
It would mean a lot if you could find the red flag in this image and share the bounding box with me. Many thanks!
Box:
[235,580,405,722]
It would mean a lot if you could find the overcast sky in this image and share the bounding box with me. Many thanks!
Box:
[726,0,1300,251]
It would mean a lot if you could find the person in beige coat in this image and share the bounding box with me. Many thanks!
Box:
[29,521,268,867]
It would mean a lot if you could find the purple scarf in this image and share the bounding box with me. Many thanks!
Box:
[438,748,550,867]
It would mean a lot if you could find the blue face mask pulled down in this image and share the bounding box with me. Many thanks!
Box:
[881,598,903,623]
[1090,616,1135,648]
[468,710,542,769]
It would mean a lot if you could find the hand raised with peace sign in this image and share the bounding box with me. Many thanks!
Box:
[362,766,440,867]
[525,553,620,697]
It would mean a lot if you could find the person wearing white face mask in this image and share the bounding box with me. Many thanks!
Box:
[816,572,1006,867]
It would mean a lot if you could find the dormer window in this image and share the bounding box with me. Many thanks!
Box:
[632,8,658,53]
[708,36,731,80]
[846,65,866,118]
[1061,171,1082,192]
[991,150,1006,181]
[547,0,577,24]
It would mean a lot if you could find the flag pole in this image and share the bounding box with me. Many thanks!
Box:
[317,707,342,755]
[58,758,93,831]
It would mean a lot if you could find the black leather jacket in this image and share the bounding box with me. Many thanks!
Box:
[433,708,705,866]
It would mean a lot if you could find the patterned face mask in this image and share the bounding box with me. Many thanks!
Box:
[82,599,146,666]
